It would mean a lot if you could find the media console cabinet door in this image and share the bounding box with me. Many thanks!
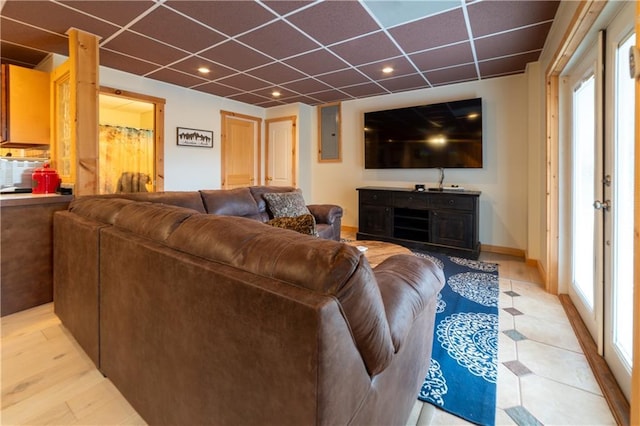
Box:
[318,103,341,162]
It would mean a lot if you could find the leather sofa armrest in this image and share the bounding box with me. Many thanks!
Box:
[307,204,343,224]
[374,254,445,352]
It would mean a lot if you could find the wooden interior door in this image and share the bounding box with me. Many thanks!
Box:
[265,116,296,187]
[221,111,261,189]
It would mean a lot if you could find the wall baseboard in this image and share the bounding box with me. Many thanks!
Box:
[341,225,358,234]
[481,244,525,258]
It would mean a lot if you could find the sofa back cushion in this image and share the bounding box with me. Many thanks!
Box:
[166,214,394,375]
[199,188,261,220]
[69,197,135,224]
[113,202,200,242]
[71,192,206,213]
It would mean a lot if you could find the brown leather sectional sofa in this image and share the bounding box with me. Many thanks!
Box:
[53,187,445,425]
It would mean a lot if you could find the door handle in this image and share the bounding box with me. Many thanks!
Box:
[593,200,610,211]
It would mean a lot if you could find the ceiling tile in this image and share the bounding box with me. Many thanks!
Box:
[467,1,560,37]
[363,0,460,28]
[252,87,295,100]
[200,40,271,71]
[249,62,307,85]
[339,82,388,98]
[357,56,416,80]
[130,6,226,53]
[100,49,161,76]
[278,94,320,105]
[329,31,401,66]
[229,92,271,104]
[410,42,474,71]
[145,68,210,88]
[315,68,370,87]
[238,20,318,60]
[474,23,552,60]
[216,73,270,92]
[257,99,287,108]
[102,30,189,65]
[424,63,477,85]
[388,7,467,53]
[2,0,119,40]
[262,1,310,16]
[0,18,69,56]
[171,56,236,80]
[59,0,154,26]
[281,78,332,94]
[193,81,243,97]
[0,42,49,67]
[307,89,352,104]
[166,0,277,37]
[377,73,429,92]
[283,49,347,75]
[286,1,379,45]
[478,51,541,77]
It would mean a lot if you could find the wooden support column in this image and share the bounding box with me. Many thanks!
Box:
[68,28,99,195]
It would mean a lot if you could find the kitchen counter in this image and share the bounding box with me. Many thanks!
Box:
[1,193,74,316]
[0,193,74,206]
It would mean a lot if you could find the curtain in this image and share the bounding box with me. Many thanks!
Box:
[99,125,154,194]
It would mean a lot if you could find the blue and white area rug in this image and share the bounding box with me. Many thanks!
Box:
[414,251,499,426]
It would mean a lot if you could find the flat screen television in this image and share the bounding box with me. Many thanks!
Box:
[364,97,483,169]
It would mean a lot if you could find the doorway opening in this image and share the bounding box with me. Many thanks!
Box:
[98,87,165,193]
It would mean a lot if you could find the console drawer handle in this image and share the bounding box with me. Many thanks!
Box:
[448,199,454,205]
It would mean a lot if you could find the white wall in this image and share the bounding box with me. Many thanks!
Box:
[310,75,530,251]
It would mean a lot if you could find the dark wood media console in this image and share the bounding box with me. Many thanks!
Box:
[356,186,481,259]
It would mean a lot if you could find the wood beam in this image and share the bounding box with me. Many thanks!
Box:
[68,28,99,195]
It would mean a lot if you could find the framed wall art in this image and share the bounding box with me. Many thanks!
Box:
[177,127,213,148]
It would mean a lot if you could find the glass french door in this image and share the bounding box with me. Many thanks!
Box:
[603,3,635,400]
[567,40,602,344]
[565,1,634,400]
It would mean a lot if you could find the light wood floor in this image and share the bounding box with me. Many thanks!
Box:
[0,238,562,425]
[1,305,145,425]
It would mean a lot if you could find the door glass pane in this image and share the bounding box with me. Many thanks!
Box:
[572,74,596,309]
[612,33,635,367]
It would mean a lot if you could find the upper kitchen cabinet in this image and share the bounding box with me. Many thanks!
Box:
[1,64,50,146]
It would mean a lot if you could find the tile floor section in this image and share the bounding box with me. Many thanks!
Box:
[405,252,617,426]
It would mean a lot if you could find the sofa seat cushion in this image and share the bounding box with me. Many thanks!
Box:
[266,214,317,236]
[263,191,310,218]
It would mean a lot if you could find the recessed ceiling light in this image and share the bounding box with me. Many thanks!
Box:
[382,67,394,74]
[272,90,281,98]
[198,67,210,74]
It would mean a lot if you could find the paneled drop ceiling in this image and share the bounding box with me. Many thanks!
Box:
[0,0,560,107]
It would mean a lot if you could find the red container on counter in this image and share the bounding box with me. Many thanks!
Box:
[32,163,61,194]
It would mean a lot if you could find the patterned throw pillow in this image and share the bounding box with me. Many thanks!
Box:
[263,191,310,218]
[266,214,318,236]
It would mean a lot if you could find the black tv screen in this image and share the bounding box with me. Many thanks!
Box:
[364,98,483,169]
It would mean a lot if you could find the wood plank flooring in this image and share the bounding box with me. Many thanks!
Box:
[1,304,145,425]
